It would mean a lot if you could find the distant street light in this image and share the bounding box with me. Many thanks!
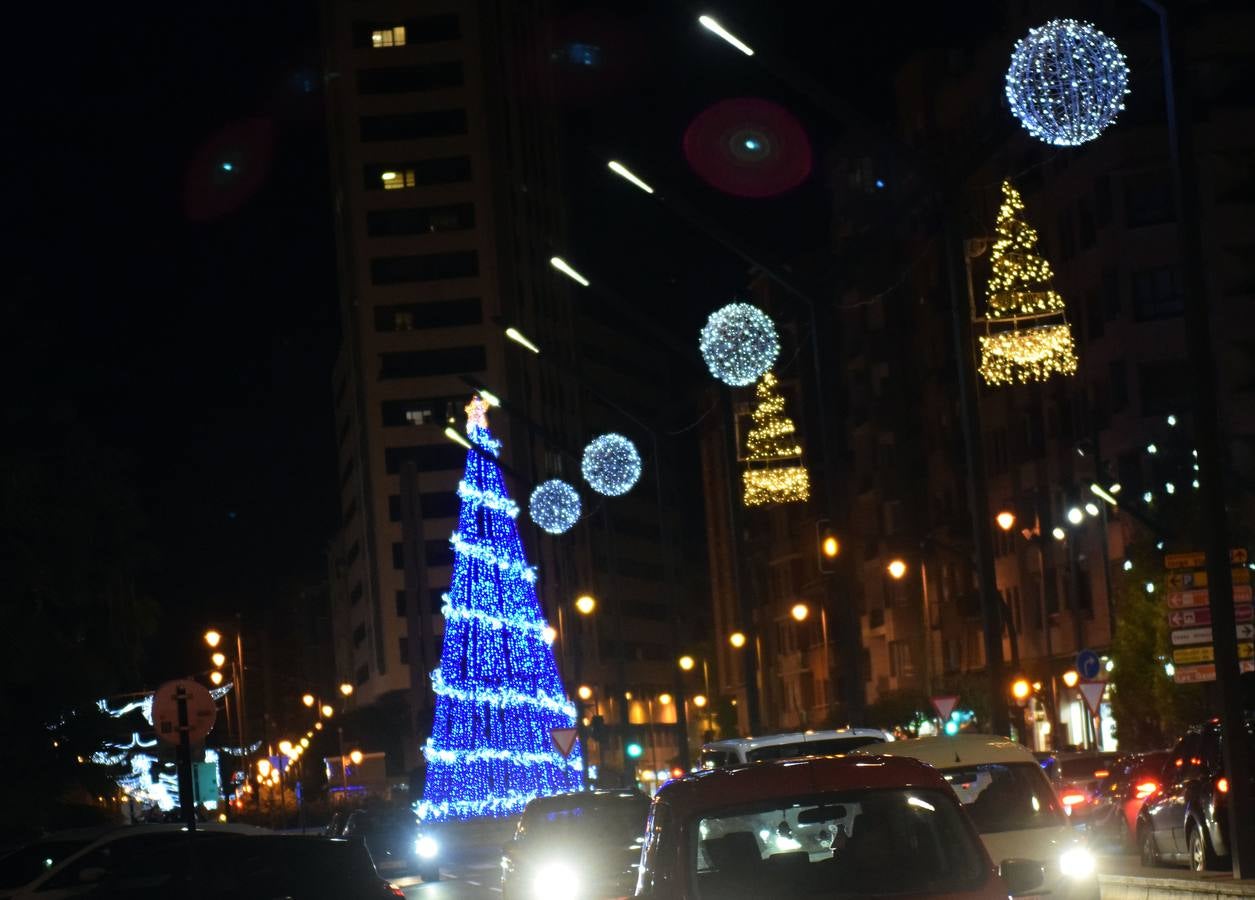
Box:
[790,603,810,622]
[257,759,271,777]
[549,256,591,287]
[299,737,310,748]
[728,631,747,649]
[349,750,364,766]
[1052,527,1067,541]
[577,685,593,700]
[608,160,655,194]
[278,740,294,756]
[321,704,334,718]
[314,722,323,731]
[1062,670,1080,688]
[504,326,541,354]
[821,535,840,559]
[211,652,226,668]
[339,683,354,697]
[575,594,597,615]
[692,694,708,708]
[887,559,907,580]
[658,693,673,705]
[679,655,696,671]
[1011,678,1032,701]
[996,511,1017,532]
[1067,507,1084,525]
[204,630,222,649]
[697,14,755,56]
[302,694,315,708]
[209,670,224,686]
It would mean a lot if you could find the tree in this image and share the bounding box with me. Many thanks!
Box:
[416,398,582,821]
[742,371,809,507]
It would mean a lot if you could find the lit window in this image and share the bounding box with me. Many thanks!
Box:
[371,26,406,48]
[382,169,416,190]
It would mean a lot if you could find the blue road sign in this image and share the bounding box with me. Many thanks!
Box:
[1076,649,1101,681]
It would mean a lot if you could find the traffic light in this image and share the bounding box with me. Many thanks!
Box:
[817,519,839,573]
[624,728,645,764]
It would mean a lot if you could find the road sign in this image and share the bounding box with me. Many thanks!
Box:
[192,761,218,804]
[152,679,217,746]
[1166,586,1252,608]
[1078,681,1107,715]
[1076,650,1101,681]
[1173,643,1255,665]
[931,695,959,721]
[1173,660,1255,684]
[1170,624,1255,646]
[550,727,578,758]
[1167,605,1254,628]
[1166,569,1252,590]
[1165,549,1248,569]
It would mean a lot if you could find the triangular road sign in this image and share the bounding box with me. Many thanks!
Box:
[550,727,578,758]
[1078,681,1107,716]
[931,695,959,722]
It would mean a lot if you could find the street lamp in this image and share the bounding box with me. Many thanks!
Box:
[299,737,310,748]
[314,722,323,731]
[204,630,222,648]
[1011,678,1032,701]
[577,685,593,701]
[1052,527,1067,541]
[996,511,1016,532]
[301,694,315,708]
[349,750,364,766]
[1067,507,1084,525]
[692,694,708,708]
[728,631,747,649]
[575,594,596,616]
[608,160,655,194]
[209,670,224,686]
[257,759,271,777]
[658,693,673,705]
[211,652,226,668]
[887,559,907,580]
[821,535,840,560]
[697,14,755,56]
[790,603,810,622]
[278,740,294,756]
[1062,670,1080,688]
[678,655,695,671]
[321,704,334,718]
[339,683,354,697]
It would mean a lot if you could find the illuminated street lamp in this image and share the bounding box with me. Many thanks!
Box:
[349,750,364,766]
[996,511,1016,532]
[211,652,226,668]
[278,740,294,756]
[209,670,224,686]
[692,694,708,708]
[301,694,315,708]
[1067,507,1084,525]
[339,683,354,697]
[575,594,597,616]
[658,693,673,705]
[1011,678,1032,701]
[887,559,907,580]
[299,737,310,748]
[678,655,696,671]
[321,704,334,718]
[821,535,840,559]
[204,630,222,649]
[729,631,747,649]
[1062,670,1080,688]
[257,759,271,777]
[577,685,593,701]
[314,722,323,731]
[790,603,810,622]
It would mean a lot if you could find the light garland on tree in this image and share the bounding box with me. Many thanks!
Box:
[581,433,642,497]
[978,181,1079,385]
[1006,18,1129,147]
[700,302,781,387]
[457,480,519,518]
[741,371,810,507]
[528,479,581,534]
[419,397,582,822]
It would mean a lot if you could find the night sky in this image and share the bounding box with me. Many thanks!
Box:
[8,1,1005,689]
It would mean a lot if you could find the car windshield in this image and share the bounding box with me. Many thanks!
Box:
[357,809,416,833]
[0,839,92,889]
[1059,756,1117,779]
[692,788,986,900]
[701,750,734,769]
[941,762,1064,832]
[521,798,649,846]
[745,737,882,763]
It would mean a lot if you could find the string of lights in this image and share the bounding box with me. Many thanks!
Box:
[457,480,519,518]
[741,371,810,506]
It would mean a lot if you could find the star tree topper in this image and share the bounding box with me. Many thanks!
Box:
[466,395,490,431]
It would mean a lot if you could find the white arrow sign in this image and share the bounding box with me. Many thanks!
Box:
[1170,624,1255,645]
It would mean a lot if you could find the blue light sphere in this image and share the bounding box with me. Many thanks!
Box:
[529,480,581,535]
[581,433,642,497]
[699,302,780,387]
[1006,19,1129,147]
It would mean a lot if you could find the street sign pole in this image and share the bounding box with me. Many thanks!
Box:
[175,686,197,832]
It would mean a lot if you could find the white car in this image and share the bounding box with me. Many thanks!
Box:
[858,734,1099,900]
[0,823,267,899]
[699,727,894,769]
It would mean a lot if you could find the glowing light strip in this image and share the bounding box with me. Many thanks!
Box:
[467,423,502,456]
[441,595,549,638]
[549,256,591,287]
[608,160,655,194]
[450,532,537,583]
[423,741,581,769]
[429,668,575,717]
[416,789,553,821]
[457,480,519,518]
[698,14,755,56]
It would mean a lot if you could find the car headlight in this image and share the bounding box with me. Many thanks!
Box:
[1059,847,1095,879]
[533,862,579,897]
[415,836,439,859]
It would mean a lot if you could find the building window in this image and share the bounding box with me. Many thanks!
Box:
[380,396,462,428]
[1124,170,1174,227]
[378,345,487,380]
[353,623,367,646]
[371,26,406,48]
[1109,359,1128,411]
[359,109,468,143]
[1131,265,1184,321]
[353,15,459,49]
[367,203,475,237]
[357,62,464,94]
[396,591,407,617]
[889,641,913,678]
[399,637,409,665]
[366,157,472,191]
[387,491,460,521]
[374,298,481,333]
[370,250,478,285]
[349,582,363,606]
[384,443,467,475]
[355,664,369,685]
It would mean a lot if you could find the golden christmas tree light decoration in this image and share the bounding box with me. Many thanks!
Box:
[978,180,1080,385]
[742,371,810,507]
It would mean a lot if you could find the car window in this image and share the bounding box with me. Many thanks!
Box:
[700,750,732,769]
[805,737,885,755]
[692,788,985,899]
[1059,755,1117,779]
[745,743,807,763]
[40,832,231,892]
[0,840,92,889]
[1169,733,1201,781]
[521,798,649,846]
[637,800,671,896]
[940,762,1064,832]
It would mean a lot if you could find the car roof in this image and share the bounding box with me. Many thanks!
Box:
[855,734,1039,768]
[523,789,646,812]
[656,754,952,822]
[701,727,892,753]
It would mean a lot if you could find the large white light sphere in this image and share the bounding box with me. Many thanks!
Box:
[1006,18,1129,147]
[529,480,581,534]
[581,433,642,497]
[699,302,780,387]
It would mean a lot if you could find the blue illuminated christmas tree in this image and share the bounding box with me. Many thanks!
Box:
[416,397,583,821]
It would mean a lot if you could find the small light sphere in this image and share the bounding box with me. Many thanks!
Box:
[1085,502,1100,517]
[211,652,226,668]
[321,704,334,718]
[887,559,907,580]
[349,749,364,765]
[209,670,224,686]
[1122,559,1133,572]
[577,685,593,700]
[729,631,747,649]
[658,693,673,705]
[529,479,582,534]
[339,683,354,697]
[301,694,315,707]
[581,434,642,497]
[574,594,596,615]
[996,511,1016,532]
[678,655,696,671]
[1005,18,1130,147]
[1067,507,1084,525]
[204,630,222,648]
[542,626,557,644]
[1145,582,1155,594]
[693,694,708,708]
[1052,527,1067,541]
[790,603,810,622]
[1062,670,1079,688]
[1011,678,1031,700]
[699,302,780,386]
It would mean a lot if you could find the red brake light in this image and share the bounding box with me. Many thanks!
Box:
[1217,777,1230,794]
[1135,781,1158,799]
[1061,792,1087,807]
[1094,769,1109,778]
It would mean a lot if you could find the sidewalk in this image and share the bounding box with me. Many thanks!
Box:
[1100,857,1255,899]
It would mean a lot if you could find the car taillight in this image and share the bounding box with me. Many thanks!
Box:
[1061,792,1088,807]
[1094,770,1109,779]
[1217,777,1229,794]
[387,886,405,898]
[1135,781,1158,799]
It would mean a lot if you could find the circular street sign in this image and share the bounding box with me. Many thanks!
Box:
[152,679,218,746]
[1075,649,1101,682]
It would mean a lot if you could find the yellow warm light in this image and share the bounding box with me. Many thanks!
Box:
[339,683,354,697]
[658,693,673,705]
[300,737,310,748]
[321,704,334,718]
[822,536,840,558]
[209,670,224,686]
[278,740,294,756]
[577,685,593,700]
[742,372,810,507]
[314,722,323,731]
[1062,670,1080,688]
[729,631,747,649]
[692,694,708,708]
[887,559,907,580]
[979,324,1079,385]
[1011,678,1032,700]
[301,694,315,708]
[790,603,810,622]
[542,626,557,644]
[349,749,364,765]
[257,759,272,777]
[996,511,1016,532]
[211,652,226,668]
[574,594,596,615]
[678,655,695,671]
[204,630,222,648]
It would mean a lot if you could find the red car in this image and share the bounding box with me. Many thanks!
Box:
[634,754,1044,900]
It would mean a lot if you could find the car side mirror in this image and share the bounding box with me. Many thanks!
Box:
[1000,859,1044,896]
[79,866,109,884]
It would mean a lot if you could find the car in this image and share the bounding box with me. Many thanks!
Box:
[501,789,650,900]
[858,735,1099,900]
[1085,750,1170,850]
[634,753,1043,900]
[1053,751,1121,823]
[343,807,440,881]
[1137,718,1255,872]
[698,727,894,769]
[323,809,348,838]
